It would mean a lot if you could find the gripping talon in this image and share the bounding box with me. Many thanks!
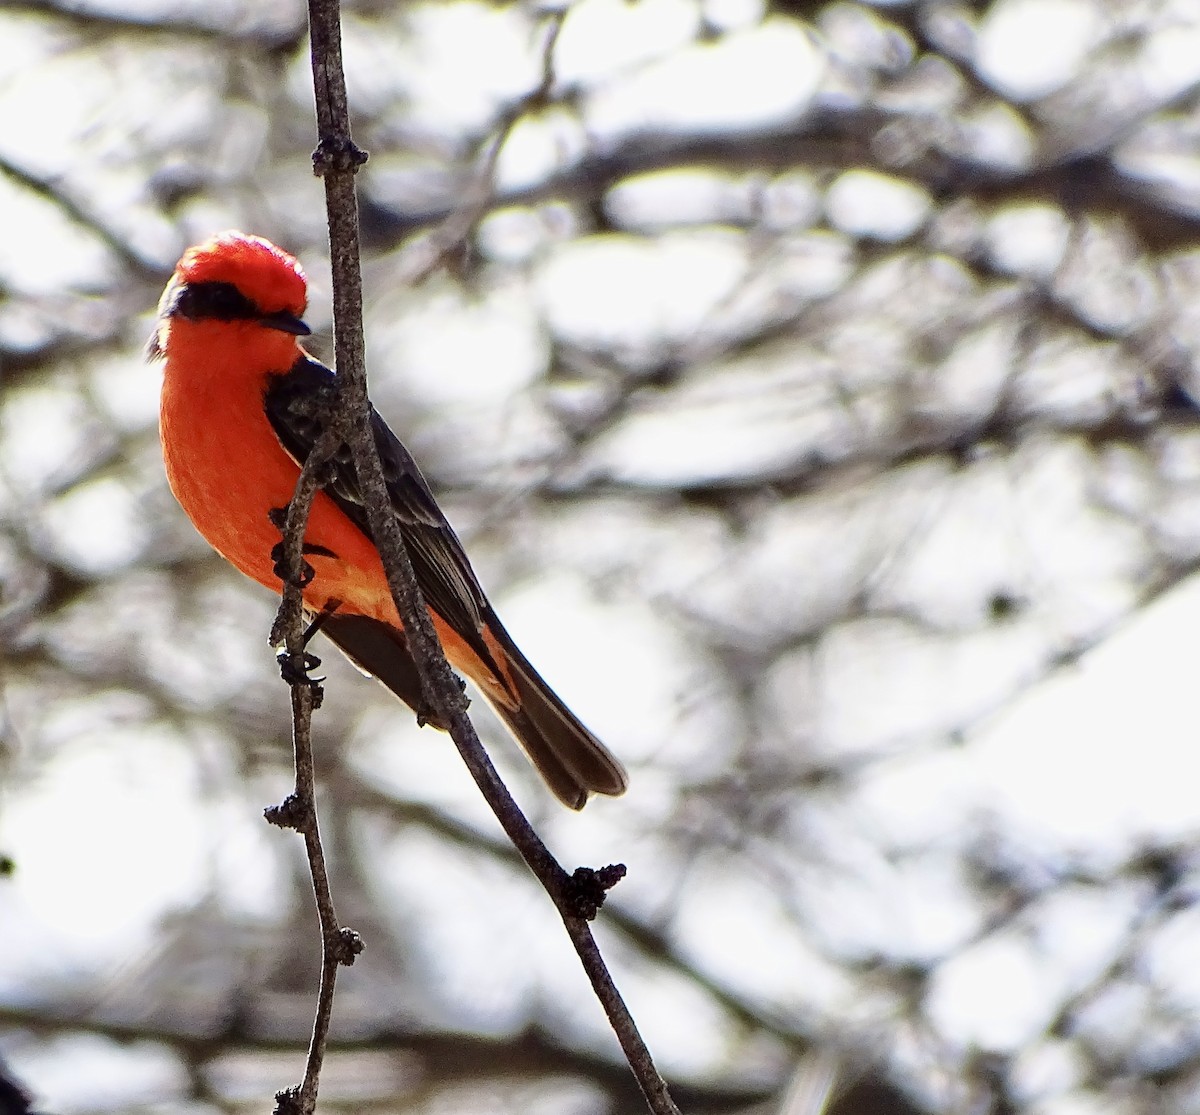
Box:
[277,647,325,689]
[270,540,315,586]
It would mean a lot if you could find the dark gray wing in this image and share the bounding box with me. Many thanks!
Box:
[264,356,629,809]
[263,356,496,670]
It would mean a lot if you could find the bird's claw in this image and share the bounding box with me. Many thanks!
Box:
[270,540,315,587]
[276,647,325,700]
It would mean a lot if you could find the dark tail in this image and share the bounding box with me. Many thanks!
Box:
[485,615,628,810]
[319,612,628,809]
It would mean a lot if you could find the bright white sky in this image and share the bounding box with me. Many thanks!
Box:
[3,0,1199,1110]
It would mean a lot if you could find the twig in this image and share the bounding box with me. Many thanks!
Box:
[265,427,364,1115]
[255,1,376,1110]
[303,0,682,1110]
[342,359,683,1115]
[0,154,160,280]
[393,10,566,289]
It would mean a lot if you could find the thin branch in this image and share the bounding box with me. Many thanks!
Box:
[1,0,306,48]
[365,107,1200,254]
[265,426,364,1115]
[392,10,566,289]
[303,0,682,1111]
[338,777,818,1049]
[0,154,160,280]
[253,2,380,1113]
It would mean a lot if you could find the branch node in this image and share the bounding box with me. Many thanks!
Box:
[564,863,628,921]
[271,539,317,588]
[414,681,465,728]
[264,793,310,831]
[276,647,327,699]
[312,135,369,176]
[273,1085,302,1115]
[330,926,365,965]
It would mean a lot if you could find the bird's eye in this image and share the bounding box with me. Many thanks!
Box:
[172,281,258,322]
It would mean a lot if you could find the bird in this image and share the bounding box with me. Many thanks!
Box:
[150,231,628,809]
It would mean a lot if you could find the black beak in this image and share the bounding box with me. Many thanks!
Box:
[260,310,311,336]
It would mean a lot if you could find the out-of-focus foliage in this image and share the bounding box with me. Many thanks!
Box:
[4,0,1200,1112]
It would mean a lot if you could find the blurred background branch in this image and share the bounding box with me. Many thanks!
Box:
[5,1,1200,1113]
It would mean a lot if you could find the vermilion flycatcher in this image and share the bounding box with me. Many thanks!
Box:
[151,231,627,809]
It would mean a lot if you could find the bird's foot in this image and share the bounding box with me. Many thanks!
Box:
[270,539,315,588]
[276,647,325,705]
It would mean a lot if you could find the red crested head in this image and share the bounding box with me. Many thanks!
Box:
[149,232,311,362]
[175,231,308,318]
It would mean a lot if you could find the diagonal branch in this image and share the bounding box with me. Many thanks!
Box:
[302,0,682,1111]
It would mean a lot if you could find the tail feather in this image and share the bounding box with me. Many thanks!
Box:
[487,619,628,810]
[319,611,627,809]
